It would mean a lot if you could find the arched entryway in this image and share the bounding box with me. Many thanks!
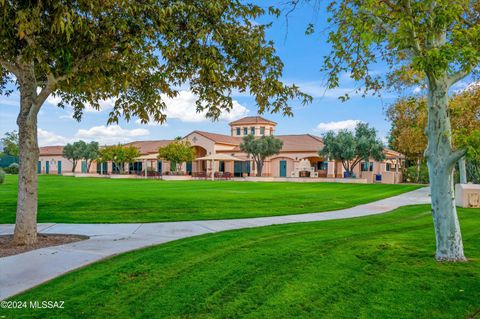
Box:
[191,146,208,176]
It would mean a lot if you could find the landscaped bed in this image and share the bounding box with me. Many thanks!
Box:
[0,175,421,223]
[3,205,479,318]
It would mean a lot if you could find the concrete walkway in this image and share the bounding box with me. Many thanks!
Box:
[0,187,430,300]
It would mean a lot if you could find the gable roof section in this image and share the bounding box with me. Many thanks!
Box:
[229,116,277,126]
[217,134,324,153]
[124,140,173,154]
[189,131,242,145]
[39,146,64,156]
[276,134,324,152]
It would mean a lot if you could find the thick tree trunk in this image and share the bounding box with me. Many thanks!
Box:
[459,157,467,184]
[256,160,263,177]
[425,77,466,262]
[71,160,77,173]
[13,74,40,245]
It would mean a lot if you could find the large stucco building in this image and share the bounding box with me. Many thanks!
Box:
[38,116,404,183]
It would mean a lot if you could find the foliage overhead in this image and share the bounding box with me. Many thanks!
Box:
[0,1,311,123]
[387,84,480,160]
[157,140,195,171]
[1,131,19,157]
[320,122,385,176]
[240,134,283,176]
[303,0,480,97]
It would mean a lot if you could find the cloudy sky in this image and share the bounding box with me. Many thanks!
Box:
[0,2,470,146]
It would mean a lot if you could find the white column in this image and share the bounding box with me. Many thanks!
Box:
[211,159,215,181]
[327,161,336,178]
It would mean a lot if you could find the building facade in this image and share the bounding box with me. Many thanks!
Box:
[38,116,404,183]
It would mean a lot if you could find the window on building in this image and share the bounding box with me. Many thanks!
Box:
[386,163,391,171]
[361,162,374,172]
[317,161,328,170]
[236,127,241,136]
[243,127,248,135]
[219,161,225,172]
[260,127,265,135]
[250,127,255,135]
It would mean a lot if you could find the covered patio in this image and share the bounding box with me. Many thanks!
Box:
[135,153,161,178]
[194,153,244,180]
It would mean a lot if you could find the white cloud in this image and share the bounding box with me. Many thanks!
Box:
[315,119,361,132]
[46,94,115,113]
[153,90,249,124]
[75,125,150,144]
[38,128,71,146]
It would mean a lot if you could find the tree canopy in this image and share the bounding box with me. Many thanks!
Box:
[320,123,385,176]
[387,84,480,161]
[1,0,312,245]
[62,140,86,172]
[98,145,140,174]
[240,135,283,177]
[158,140,195,172]
[303,0,480,261]
[0,1,310,123]
[1,131,19,157]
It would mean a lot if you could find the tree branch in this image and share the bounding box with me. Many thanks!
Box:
[449,149,467,165]
[402,0,422,56]
[448,68,471,86]
[0,58,20,76]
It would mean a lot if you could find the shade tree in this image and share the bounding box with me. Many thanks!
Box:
[240,135,283,177]
[157,140,195,173]
[0,1,310,244]
[320,122,385,177]
[305,0,480,261]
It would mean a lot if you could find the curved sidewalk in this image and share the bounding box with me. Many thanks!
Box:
[0,187,430,300]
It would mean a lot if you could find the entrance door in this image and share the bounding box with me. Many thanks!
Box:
[45,161,50,174]
[234,161,243,177]
[38,161,41,174]
[279,160,287,177]
[57,161,62,175]
[186,161,192,175]
[81,161,87,173]
[157,160,162,173]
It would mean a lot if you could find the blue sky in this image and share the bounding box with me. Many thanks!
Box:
[0,3,468,146]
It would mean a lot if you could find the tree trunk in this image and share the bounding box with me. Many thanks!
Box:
[13,73,40,245]
[71,160,77,173]
[256,160,263,177]
[416,157,421,183]
[425,77,466,262]
[459,157,467,184]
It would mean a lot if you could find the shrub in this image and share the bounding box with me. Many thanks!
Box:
[404,163,429,184]
[0,169,5,184]
[4,162,19,174]
[466,159,480,184]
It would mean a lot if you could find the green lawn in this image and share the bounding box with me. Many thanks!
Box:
[3,205,479,319]
[0,175,420,223]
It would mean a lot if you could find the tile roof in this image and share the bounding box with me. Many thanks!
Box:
[217,134,324,152]
[229,116,277,126]
[190,131,242,145]
[124,140,173,154]
[276,134,324,152]
[39,146,64,156]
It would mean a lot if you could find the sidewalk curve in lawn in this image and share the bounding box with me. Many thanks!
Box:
[0,187,430,300]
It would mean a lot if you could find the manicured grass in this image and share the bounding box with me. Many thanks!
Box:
[0,175,420,223]
[4,205,479,319]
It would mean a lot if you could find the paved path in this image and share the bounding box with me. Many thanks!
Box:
[0,187,430,300]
